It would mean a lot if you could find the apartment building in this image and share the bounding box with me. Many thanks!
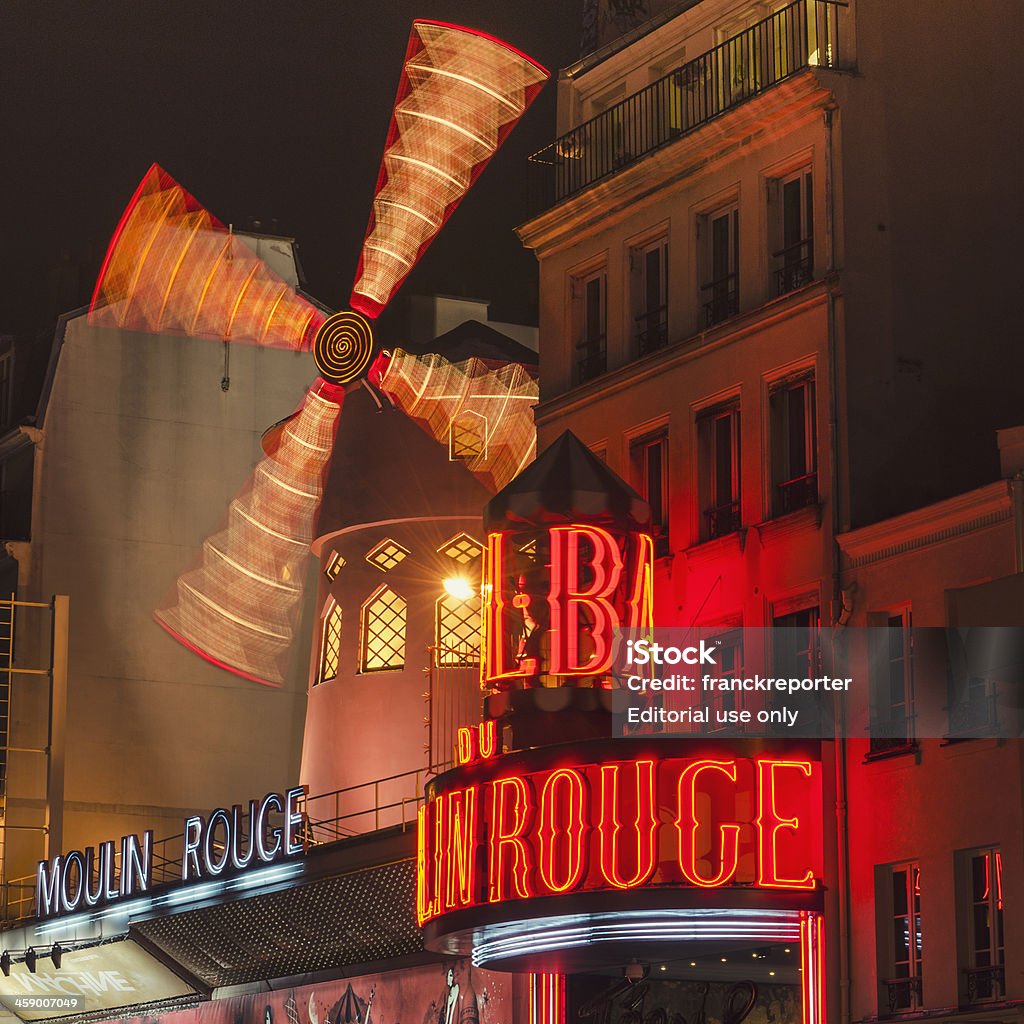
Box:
[517,0,1023,1018]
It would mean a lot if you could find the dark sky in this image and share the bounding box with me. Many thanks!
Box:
[0,2,582,339]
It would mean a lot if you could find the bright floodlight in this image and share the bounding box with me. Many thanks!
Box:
[443,577,475,601]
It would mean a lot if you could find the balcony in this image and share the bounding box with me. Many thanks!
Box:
[635,305,669,356]
[530,0,846,206]
[774,238,815,296]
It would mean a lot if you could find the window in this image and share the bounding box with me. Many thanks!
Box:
[697,404,741,540]
[769,374,817,515]
[773,606,819,676]
[772,168,814,296]
[360,586,406,672]
[324,551,345,582]
[959,847,1004,1002]
[316,603,342,685]
[868,609,915,755]
[438,532,483,564]
[878,862,923,1013]
[436,590,481,666]
[450,412,487,461]
[631,236,668,356]
[700,205,739,327]
[574,268,607,384]
[706,628,743,731]
[365,538,410,572]
[631,431,669,556]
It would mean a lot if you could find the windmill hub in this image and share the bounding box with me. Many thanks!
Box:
[314,310,376,385]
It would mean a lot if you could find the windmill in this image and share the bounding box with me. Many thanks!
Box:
[88,21,549,686]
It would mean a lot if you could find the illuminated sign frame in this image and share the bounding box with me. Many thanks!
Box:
[36,787,306,919]
[418,737,823,931]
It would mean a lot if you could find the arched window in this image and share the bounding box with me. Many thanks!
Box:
[316,602,343,685]
[360,586,406,672]
[436,591,481,666]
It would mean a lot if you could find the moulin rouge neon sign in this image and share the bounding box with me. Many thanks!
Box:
[417,725,822,926]
[482,525,654,685]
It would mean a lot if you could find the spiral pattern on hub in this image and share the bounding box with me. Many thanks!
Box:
[313,310,375,384]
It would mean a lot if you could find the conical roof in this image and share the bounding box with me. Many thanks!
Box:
[484,429,651,533]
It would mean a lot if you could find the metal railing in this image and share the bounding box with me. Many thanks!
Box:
[701,272,740,327]
[965,964,1004,1002]
[0,768,428,927]
[705,500,741,540]
[774,238,815,295]
[530,0,846,206]
[635,307,668,356]
[868,713,917,757]
[301,769,424,845]
[576,338,607,384]
[883,975,922,1013]
[776,470,818,515]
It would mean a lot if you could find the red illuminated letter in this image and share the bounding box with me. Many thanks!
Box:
[446,786,478,909]
[416,801,443,924]
[676,760,741,888]
[598,761,659,889]
[488,776,534,902]
[756,759,815,889]
[624,533,655,632]
[537,769,588,893]
[483,533,531,685]
[547,525,624,675]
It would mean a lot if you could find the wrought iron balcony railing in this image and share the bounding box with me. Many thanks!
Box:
[635,305,669,355]
[965,964,1005,1003]
[576,336,607,383]
[705,499,741,540]
[530,0,846,206]
[883,975,923,1014]
[701,272,740,327]
[775,470,818,515]
[774,238,815,295]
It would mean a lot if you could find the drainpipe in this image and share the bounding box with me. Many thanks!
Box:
[824,100,852,1024]
[1011,471,1024,574]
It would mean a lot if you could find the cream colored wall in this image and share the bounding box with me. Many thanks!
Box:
[8,316,317,879]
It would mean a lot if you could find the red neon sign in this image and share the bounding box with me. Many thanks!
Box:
[418,751,821,924]
[482,526,655,686]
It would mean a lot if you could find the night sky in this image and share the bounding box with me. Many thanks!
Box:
[0,2,582,343]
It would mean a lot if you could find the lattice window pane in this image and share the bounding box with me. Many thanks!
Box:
[316,604,343,684]
[361,586,407,671]
[450,413,488,461]
[325,551,346,581]
[436,593,481,666]
[438,532,483,564]
[365,539,410,572]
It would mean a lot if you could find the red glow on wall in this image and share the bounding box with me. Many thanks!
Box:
[419,749,822,925]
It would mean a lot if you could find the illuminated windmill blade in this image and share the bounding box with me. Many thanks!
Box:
[379,348,538,492]
[90,163,325,349]
[351,21,549,318]
[155,381,344,686]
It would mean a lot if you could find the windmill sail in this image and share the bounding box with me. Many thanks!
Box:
[351,22,548,318]
[91,164,325,348]
[155,380,343,685]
